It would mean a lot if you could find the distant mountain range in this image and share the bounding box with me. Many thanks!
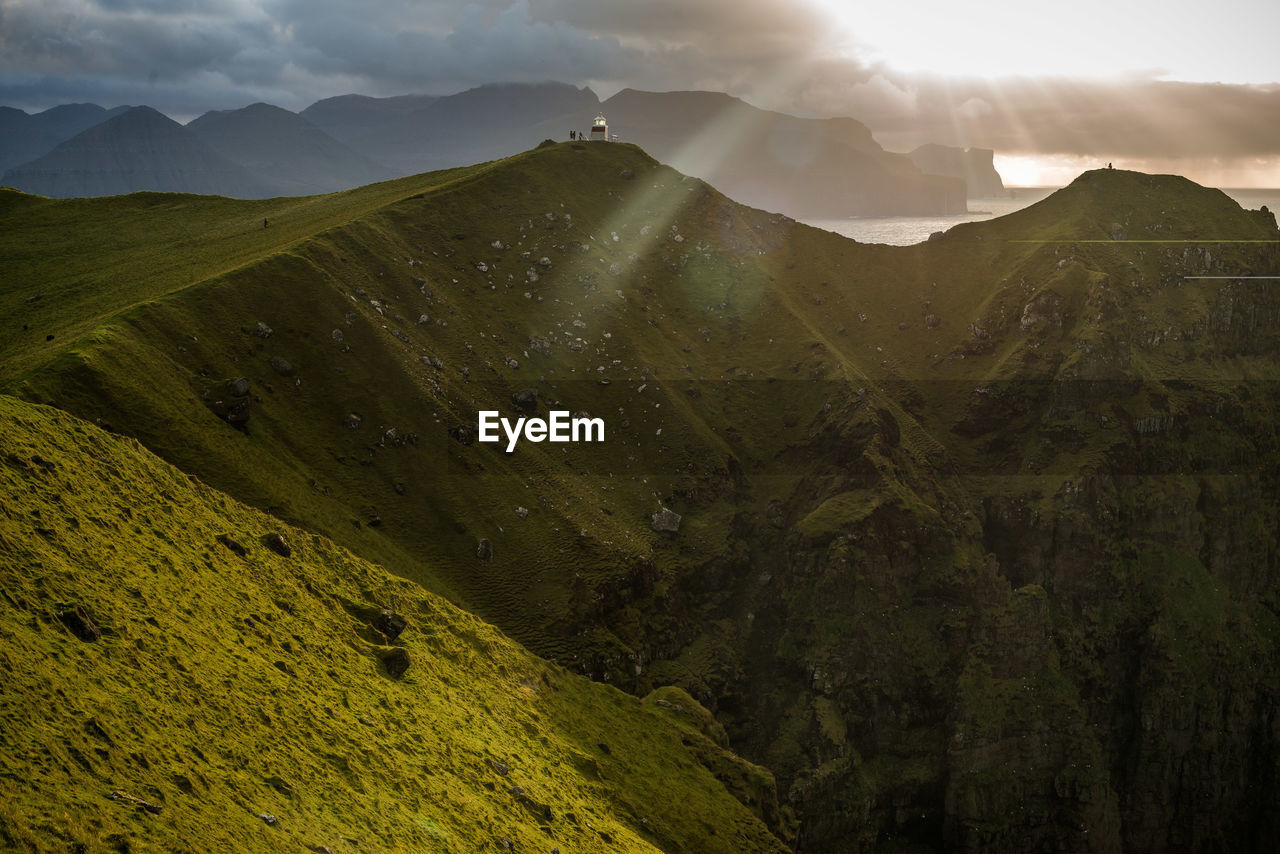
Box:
[1,82,1005,214]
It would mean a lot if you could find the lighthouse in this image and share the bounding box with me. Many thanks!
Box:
[589,114,609,142]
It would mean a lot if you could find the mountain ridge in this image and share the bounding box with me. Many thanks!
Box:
[3,142,1279,851]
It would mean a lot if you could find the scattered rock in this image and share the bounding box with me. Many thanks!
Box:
[109,790,161,815]
[514,506,529,519]
[420,355,444,370]
[57,604,101,642]
[264,533,292,558]
[476,538,494,562]
[528,336,552,356]
[227,377,251,398]
[255,322,273,339]
[511,389,538,413]
[216,533,248,557]
[375,610,408,641]
[650,507,682,534]
[380,647,411,678]
[392,329,411,344]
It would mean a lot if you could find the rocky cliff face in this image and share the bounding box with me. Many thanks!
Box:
[908,143,1007,197]
[6,149,1279,852]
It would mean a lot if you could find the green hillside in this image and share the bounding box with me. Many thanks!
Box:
[0,393,788,853]
[3,140,1280,851]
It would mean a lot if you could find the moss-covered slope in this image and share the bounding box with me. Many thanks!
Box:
[0,394,788,853]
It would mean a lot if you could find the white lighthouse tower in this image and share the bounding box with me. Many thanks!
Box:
[589,114,609,142]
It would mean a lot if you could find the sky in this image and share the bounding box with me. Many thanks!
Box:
[1,0,1278,185]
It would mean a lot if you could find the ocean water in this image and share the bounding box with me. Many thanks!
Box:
[804,188,1280,246]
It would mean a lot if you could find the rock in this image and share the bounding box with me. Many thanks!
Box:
[217,534,248,557]
[529,336,552,356]
[650,507,682,534]
[375,610,407,641]
[512,389,538,413]
[392,329,411,344]
[476,538,493,562]
[514,506,529,519]
[417,313,430,324]
[928,230,945,241]
[450,425,475,445]
[344,413,362,430]
[925,314,941,328]
[255,322,273,339]
[331,329,344,343]
[506,358,519,369]
[224,398,251,427]
[420,355,444,370]
[620,168,634,179]
[227,377,251,398]
[264,533,292,558]
[488,758,510,776]
[258,812,278,826]
[57,604,101,642]
[380,647,411,678]
[268,356,294,377]
[108,790,162,815]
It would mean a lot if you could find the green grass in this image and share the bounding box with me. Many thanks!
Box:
[0,393,789,853]
[4,142,1280,851]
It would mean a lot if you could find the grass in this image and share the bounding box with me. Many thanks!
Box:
[0,393,789,853]
[3,142,1280,851]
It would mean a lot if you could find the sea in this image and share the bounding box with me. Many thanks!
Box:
[803,188,1280,246]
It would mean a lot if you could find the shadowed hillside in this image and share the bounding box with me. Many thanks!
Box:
[3,141,1280,852]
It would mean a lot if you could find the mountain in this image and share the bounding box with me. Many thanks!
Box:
[907,143,1007,197]
[187,102,392,195]
[302,83,971,216]
[304,82,600,174]
[1,105,279,198]
[591,88,967,216]
[4,141,1279,852]
[300,92,442,147]
[0,102,130,173]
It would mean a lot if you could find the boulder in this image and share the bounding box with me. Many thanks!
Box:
[264,532,292,558]
[227,377,251,398]
[380,647,411,678]
[268,356,294,377]
[512,389,538,413]
[375,610,408,641]
[217,534,248,557]
[57,604,101,642]
[650,507,682,534]
[476,538,494,562]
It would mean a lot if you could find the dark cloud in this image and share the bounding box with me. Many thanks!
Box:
[0,0,1275,181]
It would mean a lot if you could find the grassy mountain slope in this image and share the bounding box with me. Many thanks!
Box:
[4,141,1280,852]
[0,393,789,853]
[186,102,393,195]
[0,106,278,200]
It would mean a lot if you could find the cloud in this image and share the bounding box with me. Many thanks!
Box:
[0,0,1276,182]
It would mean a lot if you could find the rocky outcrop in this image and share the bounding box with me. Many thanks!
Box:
[907,144,1007,198]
